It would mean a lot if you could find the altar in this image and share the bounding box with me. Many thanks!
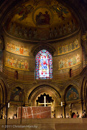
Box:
[17,106,51,119]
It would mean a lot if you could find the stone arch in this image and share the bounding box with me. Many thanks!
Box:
[81,77,86,101]
[9,85,25,104]
[0,79,7,104]
[64,84,79,102]
[81,76,87,112]
[64,84,80,118]
[28,84,61,106]
[84,80,87,110]
[7,85,25,119]
[31,43,55,56]
[64,83,79,101]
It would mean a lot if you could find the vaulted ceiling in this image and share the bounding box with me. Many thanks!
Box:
[0,0,87,43]
[0,0,87,32]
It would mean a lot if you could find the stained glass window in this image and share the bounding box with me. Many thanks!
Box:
[35,49,52,79]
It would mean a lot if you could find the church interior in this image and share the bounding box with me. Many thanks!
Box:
[0,0,87,129]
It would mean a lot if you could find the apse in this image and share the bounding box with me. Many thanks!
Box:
[3,0,83,81]
[0,0,86,121]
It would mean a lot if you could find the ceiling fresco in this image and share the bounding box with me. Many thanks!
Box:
[10,0,75,27]
[5,0,79,40]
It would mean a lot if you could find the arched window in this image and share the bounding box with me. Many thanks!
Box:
[35,49,52,79]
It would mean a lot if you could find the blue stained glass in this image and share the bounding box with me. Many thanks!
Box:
[35,49,52,79]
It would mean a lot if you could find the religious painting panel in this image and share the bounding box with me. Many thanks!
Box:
[66,87,79,101]
[17,106,51,118]
[5,42,29,56]
[58,53,81,70]
[16,5,34,21]
[10,87,24,102]
[9,0,78,28]
[35,49,52,79]
[5,52,29,71]
[32,6,53,26]
[58,39,80,55]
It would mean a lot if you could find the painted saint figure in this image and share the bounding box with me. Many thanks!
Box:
[20,46,24,54]
[36,11,50,25]
[36,49,52,79]
[39,54,49,78]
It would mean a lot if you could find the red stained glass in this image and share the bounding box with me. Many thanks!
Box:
[36,49,52,79]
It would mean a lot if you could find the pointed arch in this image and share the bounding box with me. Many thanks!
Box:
[81,76,87,112]
[31,43,55,56]
[0,79,7,105]
[81,77,86,101]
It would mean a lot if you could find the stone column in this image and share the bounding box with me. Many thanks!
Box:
[61,101,66,118]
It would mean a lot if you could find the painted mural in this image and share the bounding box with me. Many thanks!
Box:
[50,4,69,20]
[58,39,80,55]
[10,87,24,102]
[58,54,81,70]
[16,5,34,21]
[7,0,79,40]
[6,42,29,56]
[8,20,78,40]
[5,55,29,71]
[36,11,50,25]
[66,87,79,101]
[9,0,78,31]
[13,0,69,24]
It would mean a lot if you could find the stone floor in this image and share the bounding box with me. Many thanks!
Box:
[0,118,87,130]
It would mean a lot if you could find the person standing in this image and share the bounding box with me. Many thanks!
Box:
[76,112,79,118]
